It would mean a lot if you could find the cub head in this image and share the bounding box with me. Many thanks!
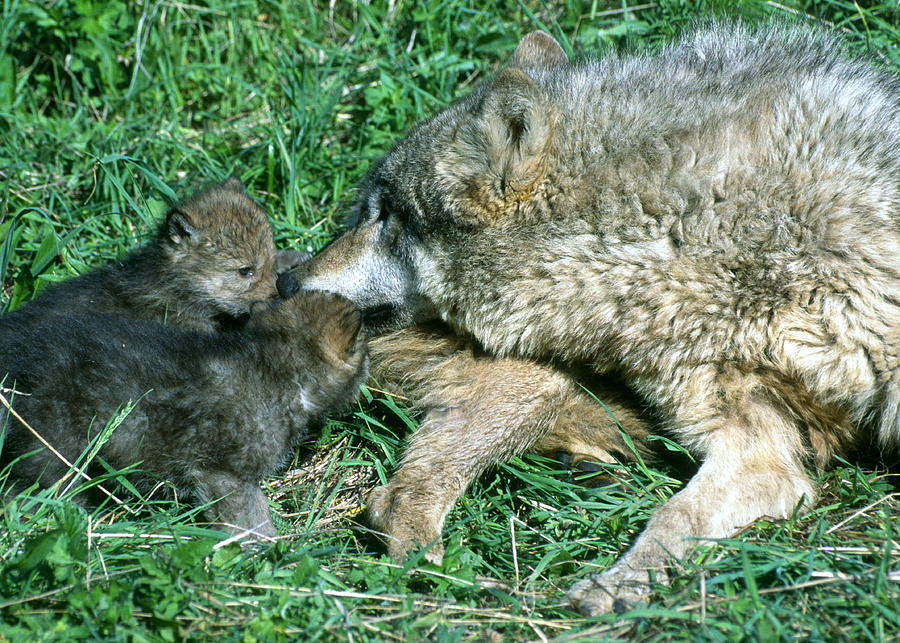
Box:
[163,177,278,319]
[266,290,370,413]
[279,32,568,333]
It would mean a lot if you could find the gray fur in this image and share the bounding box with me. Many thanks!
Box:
[1,180,368,535]
[13,177,280,333]
[1,293,367,536]
[288,24,899,613]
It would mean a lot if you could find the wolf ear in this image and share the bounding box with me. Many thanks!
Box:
[447,67,554,222]
[510,30,568,69]
[220,176,244,193]
[167,210,202,245]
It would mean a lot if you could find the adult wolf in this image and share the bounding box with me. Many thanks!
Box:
[283,25,900,614]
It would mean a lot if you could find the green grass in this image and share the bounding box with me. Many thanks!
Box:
[2,0,899,640]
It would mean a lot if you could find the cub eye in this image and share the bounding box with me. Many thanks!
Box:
[237,266,255,277]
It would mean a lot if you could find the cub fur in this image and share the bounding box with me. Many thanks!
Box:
[2,180,367,534]
[11,176,279,332]
[1,291,367,536]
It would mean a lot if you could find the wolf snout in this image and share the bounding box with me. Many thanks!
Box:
[273,249,310,274]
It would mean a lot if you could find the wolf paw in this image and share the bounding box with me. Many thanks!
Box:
[366,484,445,564]
[567,563,658,615]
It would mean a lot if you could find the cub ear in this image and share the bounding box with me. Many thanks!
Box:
[220,175,245,193]
[167,210,202,245]
[510,30,568,69]
[446,67,554,222]
[320,295,364,360]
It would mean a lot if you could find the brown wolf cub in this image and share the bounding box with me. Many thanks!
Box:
[283,25,900,613]
[12,177,279,332]
[1,291,368,536]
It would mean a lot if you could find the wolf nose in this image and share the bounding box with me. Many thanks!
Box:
[276,270,300,298]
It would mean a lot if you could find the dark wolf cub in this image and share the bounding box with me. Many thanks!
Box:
[284,25,900,613]
[11,177,279,332]
[1,291,368,536]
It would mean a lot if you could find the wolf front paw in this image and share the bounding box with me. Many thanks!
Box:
[366,483,445,564]
[567,563,659,615]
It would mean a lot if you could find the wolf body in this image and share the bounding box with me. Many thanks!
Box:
[1,291,367,535]
[11,177,279,332]
[285,25,900,613]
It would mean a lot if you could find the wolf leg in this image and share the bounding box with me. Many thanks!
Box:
[568,401,815,615]
[368,325,655,562]
[367,357,572,563]
[531,383,655,476]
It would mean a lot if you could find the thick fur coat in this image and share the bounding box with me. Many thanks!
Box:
[283,24,900,613]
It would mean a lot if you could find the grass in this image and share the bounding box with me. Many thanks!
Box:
[2,0,899,640]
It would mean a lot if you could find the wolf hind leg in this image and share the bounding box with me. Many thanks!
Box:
[568,401,816,616]
[367,325,655,563]
[532,377,656,478]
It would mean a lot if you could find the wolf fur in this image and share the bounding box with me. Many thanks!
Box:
[365,322,656,562]
[1,291,368,536]
[284,24,900,613]
[11,177,279,332]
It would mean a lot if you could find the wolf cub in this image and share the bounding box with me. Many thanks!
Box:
[1,180,368,534]
[1,291,367,535]
[11,177,278,332]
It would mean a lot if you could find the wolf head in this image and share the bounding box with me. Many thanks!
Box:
[279,32,568,334]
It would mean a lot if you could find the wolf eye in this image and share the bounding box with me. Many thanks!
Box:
[364,187,394,225]
[378,194,405,225]
[237,266,255,277]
